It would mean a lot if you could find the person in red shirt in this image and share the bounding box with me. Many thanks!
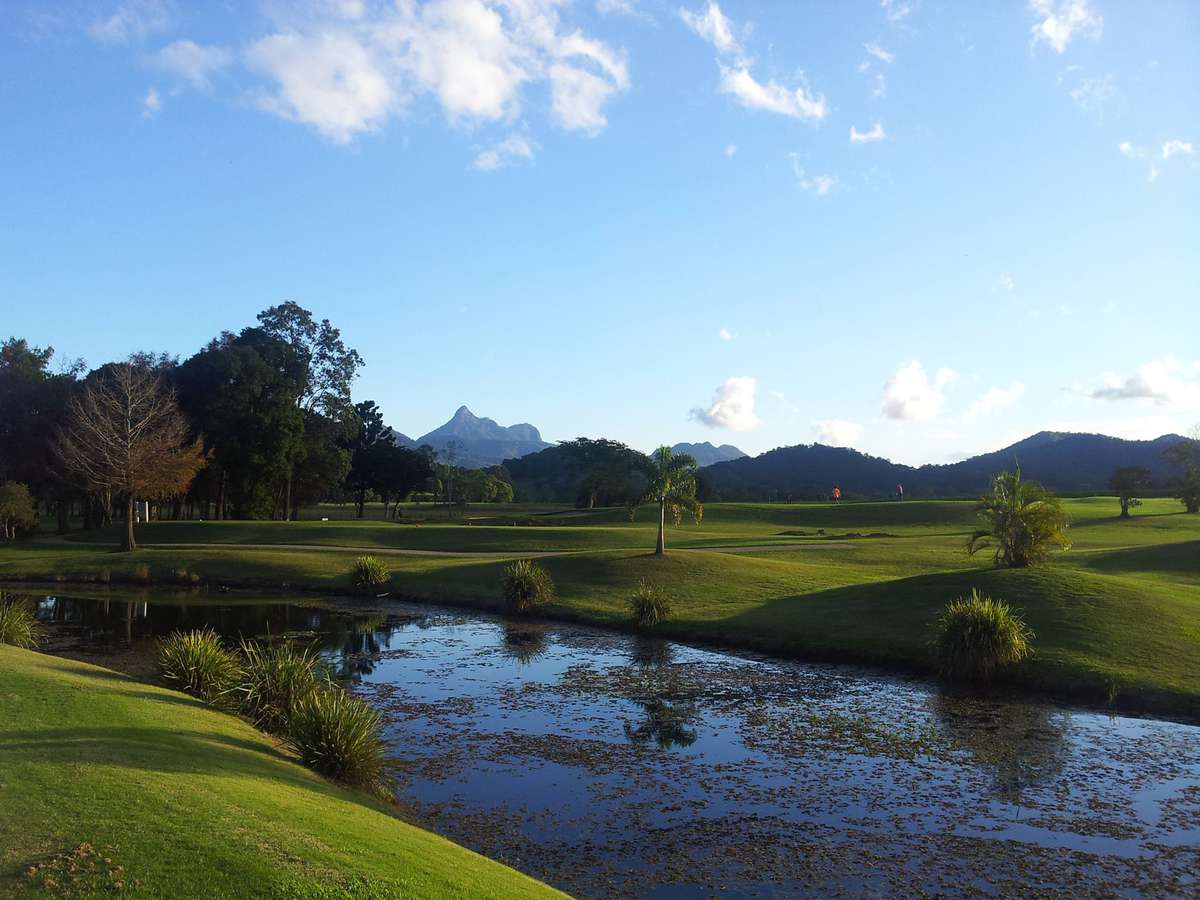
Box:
[831,485,842,503]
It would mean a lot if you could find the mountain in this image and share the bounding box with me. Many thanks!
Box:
[702,432,1195,501]
[671,442,747,467]
[416,406,552,468]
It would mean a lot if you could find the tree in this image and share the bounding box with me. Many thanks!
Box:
[1109,466,1152,519]
[57,363,204,551]
[1164,434,1200,514]
[628,447,703,556]
[0,482,36,540]
[345,401,392,518]
[967,468,1070,568]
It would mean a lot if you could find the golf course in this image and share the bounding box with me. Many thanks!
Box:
[3,495,1197,721]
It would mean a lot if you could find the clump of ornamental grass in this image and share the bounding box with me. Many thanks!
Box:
[235,638,327,734]
[286,683,389,792]
[502,559,555,613]
[351,556,391,593]
[157,628,241,704]
[932,589,1034,683]
[0,596,41,649]
[628,580,671,629]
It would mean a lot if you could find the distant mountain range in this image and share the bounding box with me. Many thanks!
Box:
[671,442,747,466]
[415,406,552,468]
[703,431,1194,500]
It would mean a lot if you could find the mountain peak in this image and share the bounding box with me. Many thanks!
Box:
[417,407,551,468]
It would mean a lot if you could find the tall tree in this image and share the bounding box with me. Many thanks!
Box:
[1164,434,1200,514]
[629,447,703,556]
[256,303,363,518]
[345,401,392,518]
[968,468,1070,567]
[57,363,204,551]
[1110,466,1152,519]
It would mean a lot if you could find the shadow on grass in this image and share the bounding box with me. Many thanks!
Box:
[1070,540,1200,579]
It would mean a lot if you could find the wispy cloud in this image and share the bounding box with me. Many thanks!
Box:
[89,0,173,45]
[965,383,1025,421]
[690,376,761,431]
[718,327,737,341]
[153,40,232,90]
[881,0,914,23]
[1163,139,1194,160]
[1068,74,1115,111]
[864,43,895,64]
[1090,357,1200,406]
[678,1,741,55]
[472,134,538,171]
[723,143,738,158]
[788,154,837,196]
[141,86,161,117]
[814,419,864,447]
[850,122,886,144]
[1030,0,1103,54]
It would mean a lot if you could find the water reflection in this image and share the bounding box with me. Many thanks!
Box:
[623,697,699,749]
[499,622,551,666]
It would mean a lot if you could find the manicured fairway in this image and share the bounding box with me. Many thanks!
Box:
[0,646,561,898]
[3,497,1198,719]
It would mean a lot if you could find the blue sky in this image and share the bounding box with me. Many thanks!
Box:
[2,0,1197,464]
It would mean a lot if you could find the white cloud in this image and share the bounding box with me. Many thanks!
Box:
[1030,0,1102,54]
[723,143,737,157]
[244,1,628,143]
[881,361,957,421]
[1118,140,1143,158]
[881,0,914,23]
[850,122,886,144]
[1090,357,1200,406]
[814,419,864,447]
[154,40,233,89]
[1163,139,1194,160]
[965,383,1025,421]
[788,154,837,196]
[1069,74,1115,111]
[864,42,894,64]
[994,272,1016,293]
[89,0,172,45]
[718,327,736,341]
[690,376,761,431]
[141,86,161,117]
[596,0,640,16]
[472,133,538,170]
[719,65,828,121]
[678,1,740,55]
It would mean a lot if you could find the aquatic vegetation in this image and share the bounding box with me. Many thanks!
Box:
[502,559,555,613]
[351,555,391,593]
[0,595,40,649]
[287,683,389,792]
[932,590,1034,682]
[236,638,327,734]
[156,628,241,704]
[628,579,671,629]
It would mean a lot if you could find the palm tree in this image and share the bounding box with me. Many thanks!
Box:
[629,446,703,556]
[967,467,1069,568]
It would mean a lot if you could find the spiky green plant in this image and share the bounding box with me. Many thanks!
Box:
[286,683,389,792]
[967,468,1069,568]
[627,446,703,555]
[157,629,241,705]
[351,556,391,593]
[502,559,555,613]
[628,580,672,629]
[235,639,326,734]
[0,596,41,649]
[932,590,1034,683]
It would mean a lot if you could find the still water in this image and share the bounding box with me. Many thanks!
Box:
[31,592,1200,897]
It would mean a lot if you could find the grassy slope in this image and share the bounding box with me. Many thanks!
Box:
[4,498,1198,719]
[0,646,560,899]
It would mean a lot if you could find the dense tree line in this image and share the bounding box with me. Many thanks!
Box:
[0,303,437,545]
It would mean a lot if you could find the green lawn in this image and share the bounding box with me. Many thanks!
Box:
[4,497,1199,720]
[0,645,561,898]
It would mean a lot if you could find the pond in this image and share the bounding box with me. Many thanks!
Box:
[28,591,1200,897]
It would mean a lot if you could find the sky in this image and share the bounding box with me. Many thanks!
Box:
[1,0,1198,465]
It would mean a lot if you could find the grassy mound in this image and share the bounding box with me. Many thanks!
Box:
[0,646,561,898]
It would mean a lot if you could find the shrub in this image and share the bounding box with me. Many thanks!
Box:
[236,639,326,734]
[502,559,555,613]
[967,468,1069,568]
[628,580,671,629]
[351,556,391,593]
[0,596,41,649]
[157,629,241,704]
[0,482,36,541]
[287,684,389,792]
[932,590,1034,683]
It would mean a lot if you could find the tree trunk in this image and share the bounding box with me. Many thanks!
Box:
[216,469,227,521]
[121,495,137,552]
[284,474,293,521]
[56,499,69,535]
[1119,496,1130,518]
[655,499,666,556]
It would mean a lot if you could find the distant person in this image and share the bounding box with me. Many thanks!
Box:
[831,485,842,504]
[896,483,904,501]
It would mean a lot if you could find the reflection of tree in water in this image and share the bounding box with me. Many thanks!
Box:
[499,622,551,666]
[932,691,1069,802]
[628,635,674,670]
[623,697,699,749]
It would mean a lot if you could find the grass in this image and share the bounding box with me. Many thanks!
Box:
[3,497,1199,720]
[0,645,561,898]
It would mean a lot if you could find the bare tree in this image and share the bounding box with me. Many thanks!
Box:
[57,363,204,551]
